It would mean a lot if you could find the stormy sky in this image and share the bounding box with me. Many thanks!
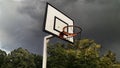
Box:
[0,0,120,59]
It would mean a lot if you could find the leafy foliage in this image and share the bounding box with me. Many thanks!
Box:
[0,50,6,67]
[33,54,43,68]
[0,48,42,68]
[47,39,120,68]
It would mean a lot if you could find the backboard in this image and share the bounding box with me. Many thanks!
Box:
[44,3,74,43]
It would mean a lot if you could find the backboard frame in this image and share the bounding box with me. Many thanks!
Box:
[43,3,74,44]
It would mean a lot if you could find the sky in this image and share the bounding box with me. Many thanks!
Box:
[0,0,120,59]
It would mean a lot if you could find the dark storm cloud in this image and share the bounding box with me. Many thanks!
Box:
[18,0,46,21]
[18,0,78,21]
[48,0,78,6]
[0,0,45,54]
[79,0,120,44]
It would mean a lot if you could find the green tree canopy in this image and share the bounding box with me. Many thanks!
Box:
[0,47,42,68]
[1,48,36,68]
[47,39,120,68]
[33,54,42,68]
[0,50,6,67]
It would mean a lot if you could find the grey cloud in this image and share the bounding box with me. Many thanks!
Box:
[85,0,120,4]
[18,0,46,21]
[85,0,96,3]
[49,0,78,5]
[18,0,78,21]
[0,0,45,54]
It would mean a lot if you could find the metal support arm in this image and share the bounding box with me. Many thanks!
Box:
[42,35,53,68]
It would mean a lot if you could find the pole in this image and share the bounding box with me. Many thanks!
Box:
[42,35,53,68]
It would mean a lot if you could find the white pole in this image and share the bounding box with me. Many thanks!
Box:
[42,35,53,68]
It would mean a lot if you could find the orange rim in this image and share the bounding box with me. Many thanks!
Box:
[62,25,82,37]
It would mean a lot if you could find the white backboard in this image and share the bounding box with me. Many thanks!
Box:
[44,3,74,43]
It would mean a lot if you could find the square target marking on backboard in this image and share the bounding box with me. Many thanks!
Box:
[44,3,74,43]
[54,16,69,33]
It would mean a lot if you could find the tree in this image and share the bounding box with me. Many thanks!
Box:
[0,50,7,67]
[47,43,68,68]
[33,54,42,68]
[47,39,120,68]
[2,47,36,68]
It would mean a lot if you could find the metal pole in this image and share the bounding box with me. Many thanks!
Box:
[42,35,53,68]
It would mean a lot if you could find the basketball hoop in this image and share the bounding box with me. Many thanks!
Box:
[59,25,82,39]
